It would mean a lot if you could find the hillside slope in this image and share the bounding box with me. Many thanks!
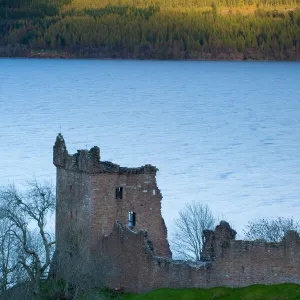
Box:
[0,0,299,59]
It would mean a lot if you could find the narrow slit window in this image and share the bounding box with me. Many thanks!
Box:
[115,187,123,199]
[128,211,136,229]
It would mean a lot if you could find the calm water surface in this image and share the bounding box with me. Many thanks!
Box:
[0,59,300,238]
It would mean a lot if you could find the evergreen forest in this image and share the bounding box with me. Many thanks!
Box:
[0,0,299,59]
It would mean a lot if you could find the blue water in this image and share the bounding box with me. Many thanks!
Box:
[0,59,300,239]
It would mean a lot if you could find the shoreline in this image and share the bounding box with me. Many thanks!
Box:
[0,47,299,61]
[1,52,299,61]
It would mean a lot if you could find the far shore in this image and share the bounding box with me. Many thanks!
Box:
[1,50,299,61]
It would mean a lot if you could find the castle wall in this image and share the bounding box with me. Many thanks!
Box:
[90,172,170,257]
[94,223,211,292]
[56,168,92,258]
[94,222,300,293]
[54,134,171,260]
[210,231,300,287]
[53,134,300,293]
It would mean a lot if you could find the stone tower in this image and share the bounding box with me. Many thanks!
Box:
[53,134,171,259]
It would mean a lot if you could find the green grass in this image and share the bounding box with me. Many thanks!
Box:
[52,283,300,300]
[121,284,300,300]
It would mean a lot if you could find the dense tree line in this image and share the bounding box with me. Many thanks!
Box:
[0,0,299,59]
[0,0,71,19]
[62,0,300,9]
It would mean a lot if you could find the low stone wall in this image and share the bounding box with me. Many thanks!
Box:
[94,222,210,292]
[208,230,300,287]
[93,222,300,293]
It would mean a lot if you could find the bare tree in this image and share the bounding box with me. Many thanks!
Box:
[54,220,113,300]
[0,180,55,300]
[0,217,20,297]
[55,226,91,299]
[171,202,215,261]
[244,217,300,242]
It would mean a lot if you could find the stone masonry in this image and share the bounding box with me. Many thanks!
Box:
[96,221,300,293]
[53,134,300,293]
[53,134,171,260]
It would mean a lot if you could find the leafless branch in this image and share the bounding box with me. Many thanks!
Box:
[243,217,300,242]
[171,202,215,261]
[0,180,55,299]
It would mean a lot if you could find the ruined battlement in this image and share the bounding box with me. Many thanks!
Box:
[201,221,300,263]
[94,220,300,293]
[201,220,237,262]
[53,133,158,174]
[54,134,300,294]
[54,134,171,260]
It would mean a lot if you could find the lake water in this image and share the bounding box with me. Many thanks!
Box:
[0,59,300,239]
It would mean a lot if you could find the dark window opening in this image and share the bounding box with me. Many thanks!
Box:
[128,211,136,229]
[116,187,123,199]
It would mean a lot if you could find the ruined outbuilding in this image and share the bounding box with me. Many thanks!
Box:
[53,134,300,293]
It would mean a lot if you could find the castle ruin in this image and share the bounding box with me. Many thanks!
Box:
[53,134,171,270]
[53,134,300,293]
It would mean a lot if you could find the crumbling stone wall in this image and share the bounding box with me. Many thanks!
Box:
[201,222,300,287]
[93,222,212,292]
[90,171,170,256]
[94,221,300,293]
[53,134,171,259]
[54,134,300,293]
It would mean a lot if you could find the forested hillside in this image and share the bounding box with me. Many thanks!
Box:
[0,0,299,59]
